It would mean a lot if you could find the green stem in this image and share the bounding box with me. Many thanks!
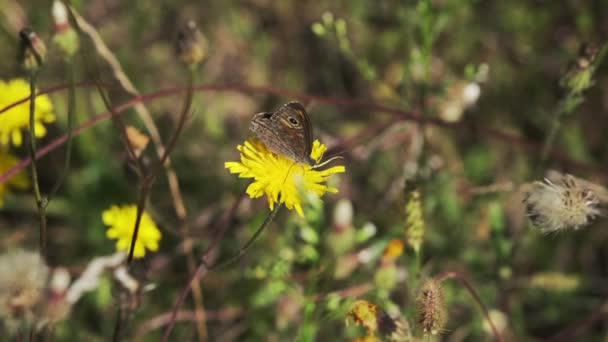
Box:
[49,58,76,199]
[27,71,48,259]
[212,203,283,271]
[111,305,124,342]
[538,95,578,171]
[539,42,608,173]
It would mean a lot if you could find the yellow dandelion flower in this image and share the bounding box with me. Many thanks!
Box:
[102,204,161,258]
[346,300,402,338]
[346,300,381,334]
[0,79,55,146]
[225,139,345,217]
[0,152,29,207]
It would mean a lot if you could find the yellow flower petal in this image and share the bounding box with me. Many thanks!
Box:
[0,152,29,207]
[0,78,56,147]
[34,122,47,137]
[11,130,22,147]
[101,204,162,258]
[225,139,346,217]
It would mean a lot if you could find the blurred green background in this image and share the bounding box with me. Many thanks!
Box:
[1,0,608,340]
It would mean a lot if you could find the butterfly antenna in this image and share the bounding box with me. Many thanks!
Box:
[312,155,344,169]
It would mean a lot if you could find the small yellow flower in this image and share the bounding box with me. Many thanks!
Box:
[383,239,404,261]
[346,300,381,334]
[346,300,403,338]
[102,204,161,258]
[0,79,55,146]
[0,152,29,207]
[225,139,345,217]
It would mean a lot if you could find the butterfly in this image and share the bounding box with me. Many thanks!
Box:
[249,101,314,165]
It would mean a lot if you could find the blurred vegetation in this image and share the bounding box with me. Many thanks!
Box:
[1,0,608,341]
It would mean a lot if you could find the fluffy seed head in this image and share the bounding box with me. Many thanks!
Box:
[524,173,602,233]
[0,249,48,332]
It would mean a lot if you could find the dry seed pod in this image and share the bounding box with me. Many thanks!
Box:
[416,279,447,336]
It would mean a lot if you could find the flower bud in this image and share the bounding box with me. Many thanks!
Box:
[52,0,79,58]
[19,28,47,71]
[175,20,207,66]
[405,190,425,254]
[560,43,600,93]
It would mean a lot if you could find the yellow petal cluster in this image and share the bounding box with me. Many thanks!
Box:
[225,139,345,217]
[102,205,161,258]
[0,79,55,146]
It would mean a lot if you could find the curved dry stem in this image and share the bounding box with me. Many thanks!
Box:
[1,83,607,189]
[67,4,188,220]
[436,271,504,342]
[162,204,283,341]
[548,298,608,341]
[126,69,195,263]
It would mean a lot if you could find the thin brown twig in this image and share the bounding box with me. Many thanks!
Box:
[177,83,214,337]
[548,298,608,341]
[68,5,188,220]
[1,83,608,188]
[162,204,283,341]
[134,308,242,339]
[93,78,145,176]
[185,243,208,341]
[126,70,195,263]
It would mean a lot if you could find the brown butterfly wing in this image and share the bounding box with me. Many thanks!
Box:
[249,101,313,165]
[275,102,313,160]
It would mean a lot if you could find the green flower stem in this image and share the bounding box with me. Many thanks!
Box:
[111,304,124,342]
[49,58,76,199]
[411,249,422,289]
[162,204,283,341]
[27,71,48,259]
[212,203,283,271]
[539,94,582,169]
[539,42,608,171]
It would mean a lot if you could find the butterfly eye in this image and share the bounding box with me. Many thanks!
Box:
[288,117,300,126]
